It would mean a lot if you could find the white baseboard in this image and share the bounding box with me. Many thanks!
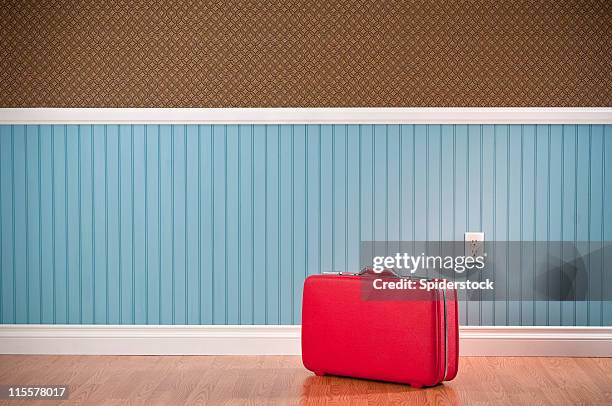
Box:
[0,325,611,357]
[459,326,612,357]
[0,325,299,356]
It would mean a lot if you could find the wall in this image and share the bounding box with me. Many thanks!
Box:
[1,124,611,326]
[1,1,611,107]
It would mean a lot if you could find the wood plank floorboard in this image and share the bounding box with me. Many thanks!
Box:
[0,356,610,405]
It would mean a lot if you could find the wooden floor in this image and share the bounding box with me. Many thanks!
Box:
[0,356,611,405]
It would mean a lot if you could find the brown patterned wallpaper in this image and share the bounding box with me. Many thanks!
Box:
[0,0,611,107]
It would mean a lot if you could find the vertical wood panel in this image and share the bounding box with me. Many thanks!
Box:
[320,125,333,274]
[226,125,240,324]
[0,125,13,323]
[185,125,200,325]
[520,125,536,326]
[65,125,78,323]
[78,125,93,323]
[40,125,54,323]
[480,124,495,326]
[0,124,610,326]
[26,125,42,323]
[293,125,307,324]
[453,125,468,325]
[13,125,27,323]
[106,125,120,324]
[508,125,523,326]
[265,125,279,324]
[548,125,563,326]
[159,125,173,324]
[133,125,147,324]
[387,125,401,243]
[575,125,591,326]
[604,125,612,326]
[561,125,577,326]
[252,125,267,324]
[144,125,160,324]
[279,125,293,324]
[171,125,186,324]
[92,125,106,323]
[200,125,214,325]
[589,125,604,326]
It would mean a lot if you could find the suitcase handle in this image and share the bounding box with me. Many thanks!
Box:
[323,267,431,280]
[359,267,408,278]
[359,267,438,281]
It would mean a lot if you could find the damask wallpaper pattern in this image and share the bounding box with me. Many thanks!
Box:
[0,0,610,107]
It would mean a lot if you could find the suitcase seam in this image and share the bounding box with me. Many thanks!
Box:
[442,287,448,382]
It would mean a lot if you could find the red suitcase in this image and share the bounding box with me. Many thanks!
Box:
[301,269,458,387]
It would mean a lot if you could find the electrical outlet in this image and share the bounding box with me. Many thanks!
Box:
[464,232,485,258]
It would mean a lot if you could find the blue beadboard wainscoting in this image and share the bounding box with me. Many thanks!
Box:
[0,124,611,326]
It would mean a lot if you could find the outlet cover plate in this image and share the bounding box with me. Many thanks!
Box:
[464,232,485,258]
[465,232,484,242]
